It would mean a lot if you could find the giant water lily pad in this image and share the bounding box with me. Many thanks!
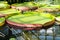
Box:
[0,1,10,10]
[0,9,21,17]
[0,17,5,26]
[6,11,55,30]
[11,2,40,11]
[40,5,60,12]
[56,16,60,21]
[12,2,39,8]
[55,16,60,25]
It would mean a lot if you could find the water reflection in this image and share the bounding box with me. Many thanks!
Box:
[11,23,60,40]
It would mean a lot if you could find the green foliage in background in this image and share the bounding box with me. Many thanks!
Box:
[54,0,60,4]
[0,0,60,5]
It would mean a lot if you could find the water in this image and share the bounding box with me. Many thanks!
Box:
[10,23,60,40]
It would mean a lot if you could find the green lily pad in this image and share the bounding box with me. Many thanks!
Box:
[56,16,60,21]
[12,2,40,8]
[0,17,5,23]
[0,17,5,26]
[0,1,10,10]
[7,11,55,25]
[41,5,60,10]
[0,9,21,17]
[39,3,50,7]
[0,9,20,14]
